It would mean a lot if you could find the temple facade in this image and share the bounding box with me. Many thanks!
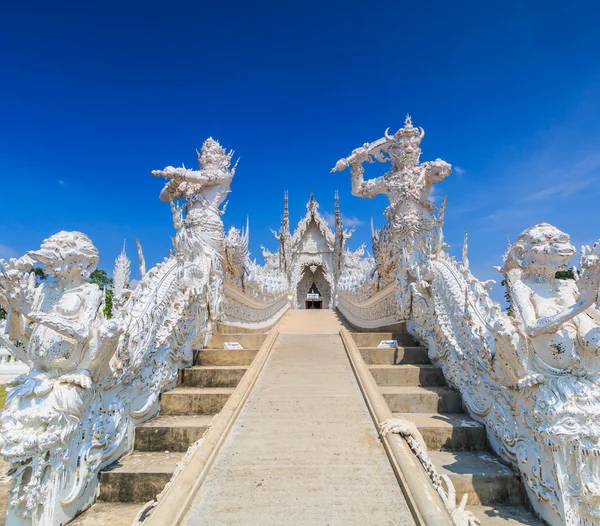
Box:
[262,192,351,310]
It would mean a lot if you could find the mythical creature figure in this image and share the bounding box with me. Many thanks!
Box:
[153,138,238,323]
[502,223,600,375]
[332,115,451,238]
[0,232,122,523]
[152,137,237,259]
[501,223,600,522]
[333,116,451,320]
[224,221,249,287]
[261,246,281,271]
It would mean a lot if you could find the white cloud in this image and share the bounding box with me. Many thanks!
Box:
[322,210,364,228]
[482,151,600,230]
[454,166,466,175]
[0,245,18,260]
[524,179,594,202]
[322,211,335,226]
[343,215,364,227]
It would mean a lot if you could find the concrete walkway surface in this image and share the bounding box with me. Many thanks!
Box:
[182,310,413,525]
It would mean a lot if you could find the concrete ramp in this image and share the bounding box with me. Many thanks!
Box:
[182,310,414,524]
[276,308,346,334]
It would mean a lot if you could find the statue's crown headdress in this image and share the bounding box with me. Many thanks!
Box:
[385,114,425,149]
[196,137,234,170]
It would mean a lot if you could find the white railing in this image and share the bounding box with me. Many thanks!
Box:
[0,348,29,376]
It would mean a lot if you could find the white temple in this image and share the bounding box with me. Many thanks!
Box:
[1,118,599,526]
[262,192,353,310]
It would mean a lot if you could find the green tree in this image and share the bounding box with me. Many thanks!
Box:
[555,268,576,280]
[87,269,114,318]
[32,267,48,282]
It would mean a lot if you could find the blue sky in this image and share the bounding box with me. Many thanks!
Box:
[1,1,599,302]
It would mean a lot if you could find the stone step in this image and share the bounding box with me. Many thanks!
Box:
[99,451,183,503]
[351,331,416,347]
[466,505,543,525]
[194,349,258,366]
[360,346,430,365]
[369,364,446,386]
[214,323,267,335]
[134,414,214,452]
[392,413,487,451]
[160,387,234,415]
[429,451,523,506]
[381,386,463,413]
[180,365,249,388]
[70,502,143,525]
[207,333,267,349]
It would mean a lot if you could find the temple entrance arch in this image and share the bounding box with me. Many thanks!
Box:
[296,264,331,309]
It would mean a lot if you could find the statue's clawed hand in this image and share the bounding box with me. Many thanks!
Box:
[0,260,36,316]
[57,370,92,389]
[577,241,600,306]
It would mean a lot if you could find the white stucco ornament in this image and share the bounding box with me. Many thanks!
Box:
[332,115,451,237]
[334,116,600,525]
[380,418,479,526]
[0,138,293,525]
[3,123,599,526]
[333,116,451,322]
[407,221,600,525]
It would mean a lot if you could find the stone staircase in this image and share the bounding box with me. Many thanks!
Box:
[351,331,543,525]
[71,331,267,525]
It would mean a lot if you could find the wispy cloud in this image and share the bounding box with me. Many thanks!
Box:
[0,245,18,260]
[524,179,594,202]
[322,211,335,226]
[482,152,600,230]
[322,210,364,227]
[454,166,466,176]
[58,180,65,185]
[343,215,364,227]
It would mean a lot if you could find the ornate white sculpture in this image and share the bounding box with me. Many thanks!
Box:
[333,116,451,321]
[0,232,123,524]
[112,241,131,311]
[408,220,600,525]
[152,137,236,260]
[334,117,600,524]
[380,418,479,526]
[332,115,451,238]
[0,235,209,526]
[0,138,247,525]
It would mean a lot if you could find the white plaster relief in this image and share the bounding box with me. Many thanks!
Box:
[335,116,600,525]
[0,137,289,526]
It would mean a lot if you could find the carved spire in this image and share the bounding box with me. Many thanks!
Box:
[136,238,146,278]
[334,190,342,232]
[283,190,289,234]
[307,191,317,214]
[278,191,291,279]
[113,240,131,311]
[333,190,346,281]
[462,230,469,269]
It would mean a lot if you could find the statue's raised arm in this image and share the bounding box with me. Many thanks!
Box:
[151,137,238,204]
[152,137,238,261]
[332,115,451,239]
[331,140,388,198]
